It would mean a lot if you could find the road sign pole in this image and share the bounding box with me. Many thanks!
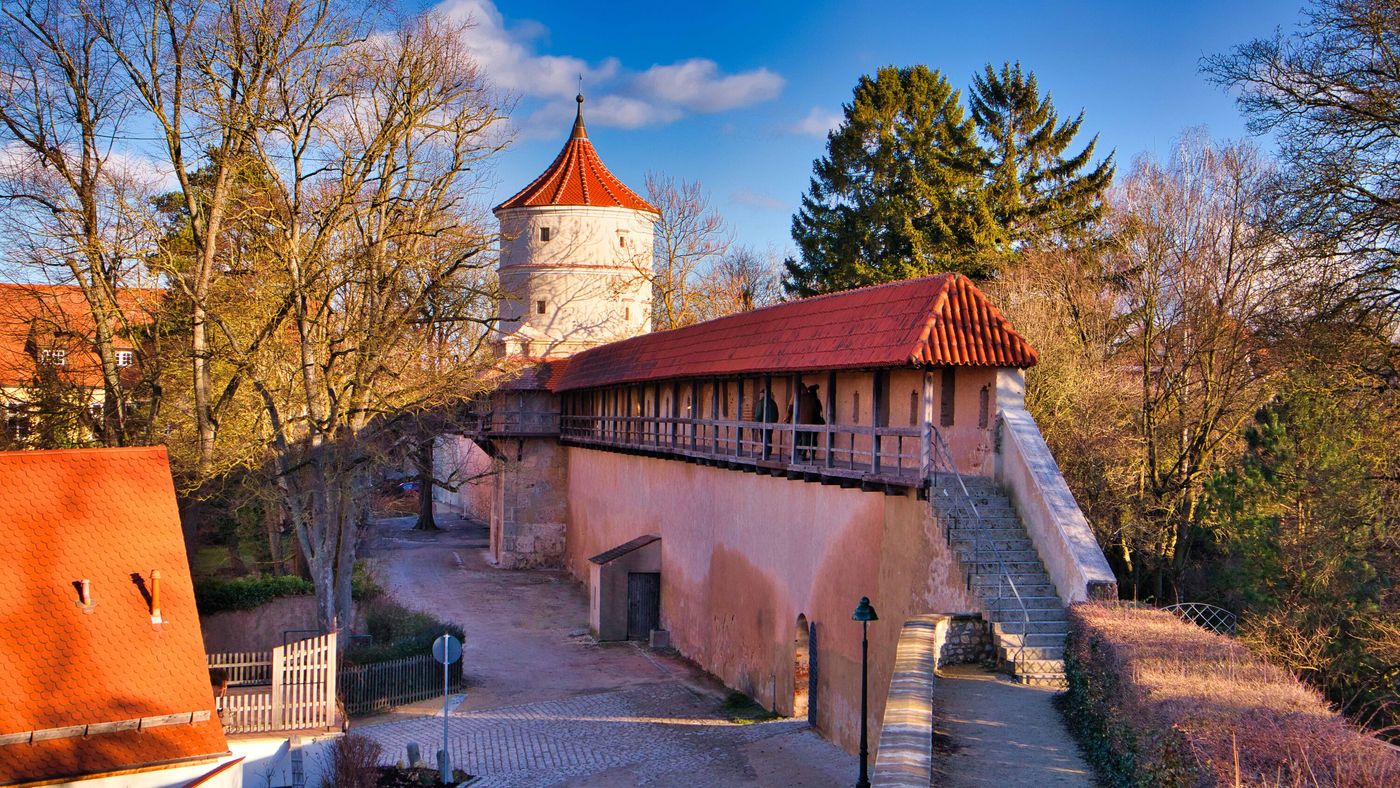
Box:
[442,643,450,784]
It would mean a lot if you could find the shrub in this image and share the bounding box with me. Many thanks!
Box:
[345,596,465,665]
[1062,602,1399,787]
[322,734,382,788]
[194,574,313,614]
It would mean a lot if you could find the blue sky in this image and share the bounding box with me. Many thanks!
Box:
[426,0,1304,255]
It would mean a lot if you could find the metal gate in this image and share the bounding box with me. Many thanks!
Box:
[627,572,661,640]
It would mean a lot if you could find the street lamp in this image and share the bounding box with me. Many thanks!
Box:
[852,596,878,788]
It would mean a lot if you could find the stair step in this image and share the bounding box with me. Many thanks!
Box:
[1000,645,1064,661]
[994,620,1068,635]
[988,595,1065,611]
[1009,658,1065,675]
[1016,673,1068,689]
[955,548,1041,564]
[974,580,1057,597]
[973,574,1053,588]
[967,561,1047,573]
[952,536,1034,552]
[995,631,1067,648]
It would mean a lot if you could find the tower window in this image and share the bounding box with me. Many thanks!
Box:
[536,300,546,315]
[39,348,66,366]
[116,350,134,368]
[540,227,552,242]
[624,306,630,320]
[618,235,626,247]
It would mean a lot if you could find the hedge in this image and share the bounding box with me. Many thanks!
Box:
[1062,603,1398,787]
[194,574,313,613]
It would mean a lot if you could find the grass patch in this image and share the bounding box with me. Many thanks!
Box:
[1061,602,1398,786]
[721,691,779,725]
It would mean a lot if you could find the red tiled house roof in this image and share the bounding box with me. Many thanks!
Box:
[494,96,659,215]
[551,274,1038,391]
[0,284,160,389]
[0,447,229,785]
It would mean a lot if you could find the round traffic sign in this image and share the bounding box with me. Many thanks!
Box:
[432,633,461,665]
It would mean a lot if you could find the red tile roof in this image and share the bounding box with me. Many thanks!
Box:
[551,274,1038,391]
[0,447,229,785]
[494,96,659,214]
[0,283,160,389]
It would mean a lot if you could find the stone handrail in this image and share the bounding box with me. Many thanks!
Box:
[872,614,951,787]
[995,407,1117,602]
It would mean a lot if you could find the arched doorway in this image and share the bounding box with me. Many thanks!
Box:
[794,614,811,720]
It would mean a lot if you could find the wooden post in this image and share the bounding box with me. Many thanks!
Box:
[324,631,338,730]
[871,371,884,474]
[270,640,285,729]
[921,371,934,479]
[826,371,836,469]
[736,377,745,457]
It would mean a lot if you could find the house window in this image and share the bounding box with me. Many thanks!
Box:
[978,385,990,428]
[909,389,919,426]
[540,227,552,242]
[852,391,860,424]
[115,350,134,368]
[39,348,66,366]
[536,300,546,315]
[5,407,29,441]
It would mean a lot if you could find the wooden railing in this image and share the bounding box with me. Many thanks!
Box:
[462,409,559,437]
[560,414,927,488]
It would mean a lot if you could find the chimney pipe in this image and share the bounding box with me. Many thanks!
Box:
[149,570,163,624]
[77,578,94,613]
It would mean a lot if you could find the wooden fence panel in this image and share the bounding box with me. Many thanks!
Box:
[209,632,337,733]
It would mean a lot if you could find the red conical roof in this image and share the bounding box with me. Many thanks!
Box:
[494,95,659,215]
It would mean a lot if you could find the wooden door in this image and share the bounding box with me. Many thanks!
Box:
[626,572,661,641]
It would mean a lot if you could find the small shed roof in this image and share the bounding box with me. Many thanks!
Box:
[0,447,229,785]
[551,274,1038,391]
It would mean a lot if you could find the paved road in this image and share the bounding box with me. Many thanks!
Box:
[931,665,1094,786]
[336,514,854,787]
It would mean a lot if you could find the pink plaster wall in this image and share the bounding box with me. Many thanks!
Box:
[564,447,980,756]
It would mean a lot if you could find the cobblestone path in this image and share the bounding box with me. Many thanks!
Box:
[333,514,853,786]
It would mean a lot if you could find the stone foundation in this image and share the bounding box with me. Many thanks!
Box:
[937,615,993,665]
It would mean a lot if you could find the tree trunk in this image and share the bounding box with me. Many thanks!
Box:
[414,438,438,530]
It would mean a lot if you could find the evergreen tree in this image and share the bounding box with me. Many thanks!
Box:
[785,66,998,296]
[969,62,1114,248]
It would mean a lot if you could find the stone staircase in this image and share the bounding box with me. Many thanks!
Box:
[937,476,1068,688]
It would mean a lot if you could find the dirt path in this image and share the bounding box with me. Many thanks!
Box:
[362,513,673,712]
[931,665,1094,786]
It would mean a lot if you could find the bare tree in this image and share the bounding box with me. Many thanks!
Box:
[86,0,361,476]
[1205,0,1400,316]
[0,0,160,445]
[636,172,731,329]
[1110,131,1286,599]
[235,15,504,630]
[694,245,783,321]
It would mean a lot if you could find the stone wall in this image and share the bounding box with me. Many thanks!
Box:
[491,437,569,569]
[563,447,983,756]
[937,615,993,665]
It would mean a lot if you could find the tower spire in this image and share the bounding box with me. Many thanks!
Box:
[572,90,587,139]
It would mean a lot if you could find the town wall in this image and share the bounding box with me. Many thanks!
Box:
[563,447,982,756]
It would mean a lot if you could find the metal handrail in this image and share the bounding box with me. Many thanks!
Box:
[926,426,1031,672]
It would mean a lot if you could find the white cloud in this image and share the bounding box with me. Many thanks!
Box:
[631,59,783,113]
[430,0,782,129]
[730,189,787,211]
[786,107,843,137]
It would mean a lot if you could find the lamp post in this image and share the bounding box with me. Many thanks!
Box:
[852,596,878,788]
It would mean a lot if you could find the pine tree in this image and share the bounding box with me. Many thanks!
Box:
[970,62,1114,248]
[785,66,999,296]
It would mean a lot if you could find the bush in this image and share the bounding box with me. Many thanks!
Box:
[194,574,313,614]
[1062,602,1399,787]
[345,596,465,665]
[322,734,382,788]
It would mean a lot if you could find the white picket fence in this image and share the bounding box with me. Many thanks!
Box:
[209,632,338,734]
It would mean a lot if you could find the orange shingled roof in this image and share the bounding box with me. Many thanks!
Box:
[0,447,229,785]
[551,274,1038,391]
[0,283,160,389]
[494,96,659,215]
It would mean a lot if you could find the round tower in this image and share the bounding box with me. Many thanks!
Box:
[493,95,657,357]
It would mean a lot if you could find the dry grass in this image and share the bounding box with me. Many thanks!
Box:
[1064,602,1398,787]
